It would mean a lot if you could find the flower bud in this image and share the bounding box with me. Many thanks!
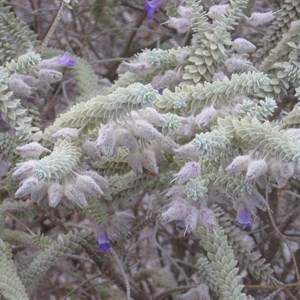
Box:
[246,11,275,27]
[9,76,32,97]
[249,189,270,211]
[127,152,143,175]
[82,140,101,160]
[139,107,165,127]
[15,142,50,159]
[173,142,199,160]
[166,17,191,34]
[76,174,103,198]
[48,183,64,207]
[95,123,118,157]
[141,148,159,175]
[206,4,229,21]
[82,171,110,196]
[226,155,251,174]
[51,128,80,141]
[64,184,87,208]
[213,71,227,82]
[225,57,255,73]
[31,182,48,204]
[246,159,268,181]
[12,160,37,181]
[15,177,39,198]
[37,68,63,83]
[117,61,151,74]
[199,207,216,231]
[115,128,138,152]
[270,160,294,188]
[172,161,201,185]
[184,207,199,233]
[175,48,191,65]
[160,201,188,223]
[232,38,256,53]
[195,106,218,128]
[130,120,163,141]
[177,5,194,19]
[209,185,232,203]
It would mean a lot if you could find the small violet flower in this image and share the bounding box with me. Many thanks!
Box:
[237,208,253,230]
[56,53,76,67]
[155,87,164,95]
[97,232,112,253]
[144,0,161,19]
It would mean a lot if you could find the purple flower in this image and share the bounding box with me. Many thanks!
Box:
[144,0,161,19]
[236,208,253,230]
[155,87,164,95]
[56,53,76,67]
[97,232,112,253]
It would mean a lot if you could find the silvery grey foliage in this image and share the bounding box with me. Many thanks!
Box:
[0,0,299,299]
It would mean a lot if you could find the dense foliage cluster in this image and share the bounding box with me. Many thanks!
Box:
[0,0,300,299]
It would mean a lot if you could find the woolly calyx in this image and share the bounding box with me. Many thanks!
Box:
[160,201,188,223]
[15,142,50,159]
[140,148,159,175]
[138,107,166,127]
[270,160,294,188]
[37,69,63,84]
[195,106,218,128]
[198,207,217,231]
[51,128,80,141]
[12,160,37,181]
[82,140,101,160]
[64,184,87,208]
[117,61,151,75]
[82,171,110,197]
[246,11,275,27]
[127,152,143,175]
[209,185,232,203]
[232,38,256,54]
[115,128,138,153]
[226,155,251,174]
[213,71,227,82]
[172,161,201,185]
[166,17,191,34]
[130,119,163,141]
[206,4,229,21]
[225,56,255,73]
[173,142,199,160]
[75,174,104,198]
[246,159,268,181]
[15,177,39,198]
[247,189,270,212]
[8,76,32,98]
[184,207,199,233]
[95,123,118,157]
[48,183,64,208]
[177,5,194,19]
